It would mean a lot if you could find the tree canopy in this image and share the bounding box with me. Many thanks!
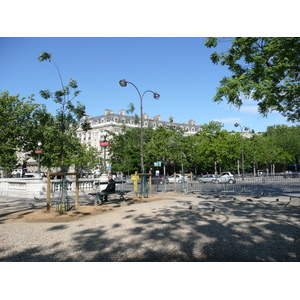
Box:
[38,51,91,170]
[205,37,300,122]
[107,121,300,176]
[0,91,43,171]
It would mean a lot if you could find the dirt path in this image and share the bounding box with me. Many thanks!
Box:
[1,193,299,261]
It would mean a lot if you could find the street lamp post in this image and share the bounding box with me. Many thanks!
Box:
[119,79,160,196]
[119,79,160,173]
[234,123,249,180]
[36,141,42,175]
[100,134,109,174]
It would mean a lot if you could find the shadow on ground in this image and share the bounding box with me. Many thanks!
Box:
[1,194,300,262]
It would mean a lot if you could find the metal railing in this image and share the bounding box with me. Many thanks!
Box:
[149,174,300,196]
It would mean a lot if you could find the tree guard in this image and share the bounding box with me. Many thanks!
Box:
[47,170,79,212]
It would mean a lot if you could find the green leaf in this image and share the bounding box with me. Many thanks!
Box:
[39,89,52,99]
[38,51,52,62]
[205,37,218,48]
[69,78,78,89]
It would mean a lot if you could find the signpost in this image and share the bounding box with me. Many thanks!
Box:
[154,161,162,167]
[100,141,109,147]
[100,140,110,173]
[35,150,43,174]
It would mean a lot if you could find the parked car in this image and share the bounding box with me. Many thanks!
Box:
[198,174,217,183]
[167,174,187,183]
[193,175,202,181]
[257,170,267,177]
[214,171,236,184]
[151,175,166,185]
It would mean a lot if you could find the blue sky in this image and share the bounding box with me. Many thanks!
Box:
[0,37,294,133]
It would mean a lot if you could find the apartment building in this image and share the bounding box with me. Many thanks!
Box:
[76,109,200,150]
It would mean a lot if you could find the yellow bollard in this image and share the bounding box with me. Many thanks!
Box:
[132,172,139,197]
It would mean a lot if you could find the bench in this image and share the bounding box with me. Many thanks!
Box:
[89,190,131,205]
[94,180,127,186]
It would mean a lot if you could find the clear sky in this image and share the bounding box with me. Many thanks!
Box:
[0,37,295,133]
[1,0,298,134]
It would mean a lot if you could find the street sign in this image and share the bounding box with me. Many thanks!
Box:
[35,150,43,154]
[100,141,109,147]
[154,161,162,167]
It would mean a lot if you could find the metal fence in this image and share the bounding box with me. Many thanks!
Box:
[150,175,300,197]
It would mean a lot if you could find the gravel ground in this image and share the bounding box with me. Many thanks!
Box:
[1,193,300,262]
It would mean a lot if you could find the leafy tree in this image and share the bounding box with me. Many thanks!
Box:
[108,127,141,174]
[205,37,300,122]
[72,145,101,175]
[0,91,43,172]
[259,131,290,174]
[126,102,135,115]
[215,129,240,172]
[38,51,89,170]
[0,148,18,173]
[20,104,55,168]
[100,118,300,176]
[243,134,261,174]
[145,126,186,175]
[263,125,299,171]
[286,126,300,170]
[109,125,191,175]
[125,102,139,124]
[168,128,190,174]
[185,134,210,174]
[195,121,238,174]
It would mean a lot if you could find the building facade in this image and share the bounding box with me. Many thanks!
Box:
[76,109,200,150]
[75,109,201,175]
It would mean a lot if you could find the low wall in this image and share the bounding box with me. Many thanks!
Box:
[0,178,98,199]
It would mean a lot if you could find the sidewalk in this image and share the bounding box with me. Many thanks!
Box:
[1,192,300,262]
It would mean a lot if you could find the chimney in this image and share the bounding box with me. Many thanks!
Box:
[105,109,113,115]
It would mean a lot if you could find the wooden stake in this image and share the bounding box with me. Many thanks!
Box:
[47,170,51,212]
[75,172,79,209]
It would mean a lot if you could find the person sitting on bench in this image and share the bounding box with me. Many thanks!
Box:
[101,176,116,202]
